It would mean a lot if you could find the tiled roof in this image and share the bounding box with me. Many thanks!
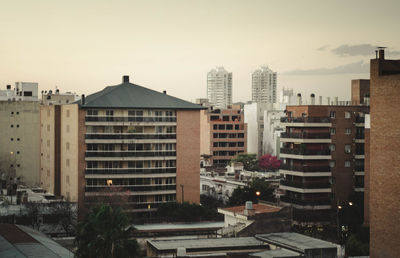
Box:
[80,76,206,110]
[221,203,282,215]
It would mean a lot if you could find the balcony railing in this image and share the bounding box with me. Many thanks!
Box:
[85,133,176,140]
[85,167,176,175]
[354,165,364,172]
[281,132,330,139]
[281,117,331,123]
[355,133,365,139]
[85,150,176,157]
[85,184,176,192]
[355,116,365,123]
[281,164,330,172]
[86,116,176,122]
[280,148,330,156]
[280,180,331,189]
[280,195,331,206]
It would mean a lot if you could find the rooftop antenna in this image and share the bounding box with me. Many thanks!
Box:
[377,46,387,60]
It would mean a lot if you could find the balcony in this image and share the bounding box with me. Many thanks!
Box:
[280,164,331,177]
[85,116,176,123]
[355,116,365,123]
[85,184,176,192]
[85,167,176,175]
[280,180,331,189]
[280,117,331,127]
[280,195,331,207]
[354,165,364,172]
[85,150,176,158]
[280,132,331,143]
[280,148,331,160]
[85,133,176,140]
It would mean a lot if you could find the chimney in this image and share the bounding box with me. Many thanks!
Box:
[163,90,167,95]
[379,49,385,60]
[319,96,322,105]
[243,201,255,216]
[123,75,129,83]
[81,94,85,105]
[310,93,315,105]
[297,93,302,105]
[327,97,331,106]
[6,85,11,90]
[334,97,338,105]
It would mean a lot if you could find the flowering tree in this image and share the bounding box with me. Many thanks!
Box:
[258,154,282,171]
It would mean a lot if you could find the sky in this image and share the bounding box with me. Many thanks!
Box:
[1,0,399,103]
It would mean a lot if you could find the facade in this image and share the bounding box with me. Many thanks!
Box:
[252,66,277,104]
[0,83,40,187]
[369,49,400,258]
[41,76,205,217]
[279,104,369,224]
[244,102,269,157]
[207,67,232,109]
[200,106,247,167]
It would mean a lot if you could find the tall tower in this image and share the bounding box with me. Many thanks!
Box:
[207,67,232,109]
[252,66,277,104]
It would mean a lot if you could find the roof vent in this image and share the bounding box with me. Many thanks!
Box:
[81,94,85,105]
[6,85,11,90]
[163,90,167,95]
[123,75,129,83]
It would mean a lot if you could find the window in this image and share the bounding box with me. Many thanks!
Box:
[330,128,336,135]
[47,125,50,132]
[345,161,351,167]
[66,159,70,167]
[154,178,162,184]
[330,111,336,118]
[329,161,336,168]
[345,144,351,154]
[87,110,98,116]
[329,144,336,151]
[235,125,239,130]
[66,175,70,183]
[213,124,218,130]
[47,170,50,177]
[10,125,13,128]
[345,128,352,135]
[66,110,70,117]
[345,112,351,119]
[155,195,163,202]
[47,140,50,147]
[66,125,70,133]
[66,142,70,150]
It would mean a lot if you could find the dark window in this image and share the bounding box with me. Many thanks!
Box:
[235,125,239,130]
[223,116,229,121]
[226,124,233,130]
[213,125,218,130]
[23,91,33,96]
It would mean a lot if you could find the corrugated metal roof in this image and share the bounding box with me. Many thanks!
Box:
[0,224,73,258]
[80,78,206,110]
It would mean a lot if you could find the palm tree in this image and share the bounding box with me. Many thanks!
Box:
[75,204,139,258]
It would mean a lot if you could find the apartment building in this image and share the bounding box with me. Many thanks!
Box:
[279,103,369,224]
[252,66,277,104]
[0,83,40,187]
[200,106,247,167]
[369,49,400,258]
[207,67,232,109]
[40,76,205,217]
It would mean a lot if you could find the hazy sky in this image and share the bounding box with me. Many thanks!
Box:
[1,0,399,102]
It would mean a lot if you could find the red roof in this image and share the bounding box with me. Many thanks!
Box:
[221,203,281,215]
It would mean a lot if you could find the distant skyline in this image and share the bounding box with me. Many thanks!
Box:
[1,0,399,102]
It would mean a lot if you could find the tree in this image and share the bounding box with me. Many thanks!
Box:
[231,153,259,171]
[75,204,139,258]
[345,226,369,256]
[53,201,77,236]
[228,178,275,206]
[258,154,282,171]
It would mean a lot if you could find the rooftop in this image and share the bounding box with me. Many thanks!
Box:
[0,223,73,258]
[220,203,282,216]
[255,232,337,253]
[134,221,224,232]
[250,249,302,258]
[80,75,206,110]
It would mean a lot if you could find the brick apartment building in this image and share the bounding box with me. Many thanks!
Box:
[200,106,247,167]
[40,76,205,217]
[279,99,369,224]
[369,49,400,258]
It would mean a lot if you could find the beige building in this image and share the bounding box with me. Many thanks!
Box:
[0,83,40,187]
[41,76,205,217]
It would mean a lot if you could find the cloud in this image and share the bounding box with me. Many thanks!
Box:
[331,44,400,57]
[317,45,330,51]
[284,61,369,75]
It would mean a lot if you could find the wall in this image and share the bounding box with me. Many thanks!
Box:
[176,110,200,204]
[369,57,400,258]
[40,105,56,194]
[0,101,40,187]
[199,109,211,156]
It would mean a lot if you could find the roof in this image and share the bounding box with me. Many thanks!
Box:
[220,203,282,216]
[134,221,224,232]
[79,76,206,110]
[148,237,266,251]
[255,232,337,253]
[250,249,302,258]
[0,223,73,257]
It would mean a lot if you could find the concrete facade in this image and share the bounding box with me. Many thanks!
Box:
[207,67,232,109]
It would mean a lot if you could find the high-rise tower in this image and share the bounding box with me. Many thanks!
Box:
[207,67,232,109]
[252,66,277,104]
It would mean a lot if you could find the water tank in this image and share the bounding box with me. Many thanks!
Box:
[245,201,253,210]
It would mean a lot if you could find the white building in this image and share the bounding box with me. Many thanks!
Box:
[244,102,269,157]
[207,67,232,109]
[0,82,39,101]
[252,66,277,104]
